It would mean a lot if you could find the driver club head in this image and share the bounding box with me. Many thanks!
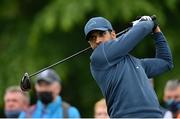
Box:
[20,73,31,91]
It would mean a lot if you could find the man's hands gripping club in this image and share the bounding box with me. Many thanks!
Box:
[132,15,159,32]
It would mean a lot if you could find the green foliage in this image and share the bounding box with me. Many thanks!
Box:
[0,0,179,117]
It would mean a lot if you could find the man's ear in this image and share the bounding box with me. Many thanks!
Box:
[54,82,61,95]
[58,84,62,95]
[111,30,116,39]
[35,84,39,91]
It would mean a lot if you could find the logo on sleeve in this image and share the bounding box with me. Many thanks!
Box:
[136,66,139,69]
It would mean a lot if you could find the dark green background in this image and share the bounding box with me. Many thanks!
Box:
[0,0,179,117]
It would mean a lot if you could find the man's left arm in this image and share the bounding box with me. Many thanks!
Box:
[141,26,174,78]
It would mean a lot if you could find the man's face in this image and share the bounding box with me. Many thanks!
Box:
[4,92,25,111]
[88,30,116,49]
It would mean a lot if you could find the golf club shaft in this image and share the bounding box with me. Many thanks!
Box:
[116,27,130,37]
[29,27,131,78]
[29,46,91,77]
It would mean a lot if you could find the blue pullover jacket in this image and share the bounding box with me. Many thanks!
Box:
[90,21,173,118]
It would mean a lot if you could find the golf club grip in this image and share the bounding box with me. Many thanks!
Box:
[151,15,156,20]
[136,15,156,20]
[117,15,156,37]
[116,27,131,37]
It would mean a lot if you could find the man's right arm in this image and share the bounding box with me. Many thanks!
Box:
[103,20,154,64]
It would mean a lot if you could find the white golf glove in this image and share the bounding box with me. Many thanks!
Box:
[139,16,152,21]
[132,16,152,26]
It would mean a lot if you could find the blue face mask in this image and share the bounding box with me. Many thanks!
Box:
[165,99,180,112]
[5,110,21,118]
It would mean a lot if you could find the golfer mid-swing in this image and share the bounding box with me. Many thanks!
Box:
[84,16,173,118]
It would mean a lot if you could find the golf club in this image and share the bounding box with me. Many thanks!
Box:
[20,15,157,91]
[20,27,131,91]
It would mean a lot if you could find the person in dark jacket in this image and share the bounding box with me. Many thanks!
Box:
[83,16,173,118]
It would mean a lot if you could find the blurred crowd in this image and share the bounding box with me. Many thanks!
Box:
[3,69,180,118]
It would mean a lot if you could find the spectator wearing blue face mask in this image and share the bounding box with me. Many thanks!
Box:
[4,86,30,118]
[163,79,180,118]
[19,69,80,118]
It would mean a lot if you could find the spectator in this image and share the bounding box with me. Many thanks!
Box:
[94,98,109,118]
[19,69,80,118]
[163,79,180,118]
[4,86,29,118]
[176,83,180,117]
